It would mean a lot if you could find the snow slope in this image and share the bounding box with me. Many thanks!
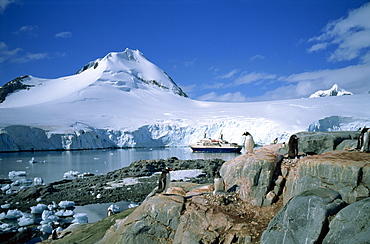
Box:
[0,49,369,151]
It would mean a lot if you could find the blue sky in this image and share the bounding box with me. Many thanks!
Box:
[1,0,369,102]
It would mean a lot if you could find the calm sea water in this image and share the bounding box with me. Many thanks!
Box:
[0,147,243,184]
[1,147,243,226]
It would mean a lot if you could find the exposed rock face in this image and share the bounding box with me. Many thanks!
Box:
[283,151,370,204]
[323,197,370,244]
[98,194,184,244]
[295,131,359,154]
[98,183,282,244]
[261,188,347,244]
[220,149,281,206]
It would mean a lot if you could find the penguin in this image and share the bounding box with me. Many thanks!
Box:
[273,138,278,144]
[288,134,299,159]
[156,167,172,193]
[213,171,224,195]
[107,209,114,216]
[243,131,255,153]
[51,229,58,240]
[361,129,369,152]
[357,127,369,150]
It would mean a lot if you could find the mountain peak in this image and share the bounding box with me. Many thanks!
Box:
[309,84,353,98]
[0,48,187,106]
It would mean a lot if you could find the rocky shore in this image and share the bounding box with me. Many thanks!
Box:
[1,131,370,244]
[0,157,224,243]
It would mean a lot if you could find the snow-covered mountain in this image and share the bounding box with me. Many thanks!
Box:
[0,49,369,151]
[309,84,353,98]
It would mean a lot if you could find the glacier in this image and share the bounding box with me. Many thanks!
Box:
[0,48,369,152]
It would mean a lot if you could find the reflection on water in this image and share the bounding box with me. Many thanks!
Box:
[0,147,244,184]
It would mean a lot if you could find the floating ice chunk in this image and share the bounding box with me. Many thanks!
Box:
[29,157,38,163]
[38,223,53,234]
[1,204,10,209]
[0,212,5,220]
[58,200,75,209]
[72,213,88,224]
[30,204,48,214]
[42,210,53,220]
[77,172,95,178]
[128,203,139,209]
[1,184,11,192]
[18,216,34,226]
[107,204,120,214]
[36,197,42,202]
[13,179,33,186]
[169,169,205,181]
[8,171,26,177]
[96,193,102,199]
[6,189,17,194]
[55,209,74,217]
[63,170,80,179]
[34,177,44,185]
[41,210,59,224]
[48,201,58,211]
[5,209,22,219]
[0,223,11,229]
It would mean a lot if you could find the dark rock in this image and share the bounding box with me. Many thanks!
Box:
[295,131,360,154]
[261,188,347,244]
[323,197,370,244]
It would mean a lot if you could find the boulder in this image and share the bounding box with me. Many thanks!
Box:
[261,188,346,244]
[283,151,370,204]
[294,131,359,154]
[323,197,370,244]
[99,194,185,244]
[220,149,281,206]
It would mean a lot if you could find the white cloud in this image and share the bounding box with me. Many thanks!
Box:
[0,0,18,14]
[308,2,370,62]
[216,69,239,79]
[183,58,197,67]
[55,31,73,39]
[197,91,247,102]
[307,43,328,53]
[0,42,22,63]
[13,25,38,37]
[11,52,49,63]
[249,55,265,61]
[250,62,370,101]
[234,72,277,85]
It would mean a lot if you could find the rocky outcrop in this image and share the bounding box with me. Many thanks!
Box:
[323,197,370,244]
[220,149,281,206]
[294,131,359,154]
[261,188,347,244]
[283,151,370,204]
[98,194,185,244]
[98,183,281,244]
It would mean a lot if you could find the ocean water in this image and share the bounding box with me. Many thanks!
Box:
[1,147,243,227]
[0,147,243,184]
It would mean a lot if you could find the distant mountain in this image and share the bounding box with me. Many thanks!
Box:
[309,84,353,98]
[0,49,369,152]
[0,48,187,106]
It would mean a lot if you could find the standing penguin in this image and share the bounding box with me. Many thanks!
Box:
[361,129,369,152]
[243,131,255,153]
[213,171,224,195]
[288,134,299,159]
[357,127,369,150]
[156,167,172,193]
